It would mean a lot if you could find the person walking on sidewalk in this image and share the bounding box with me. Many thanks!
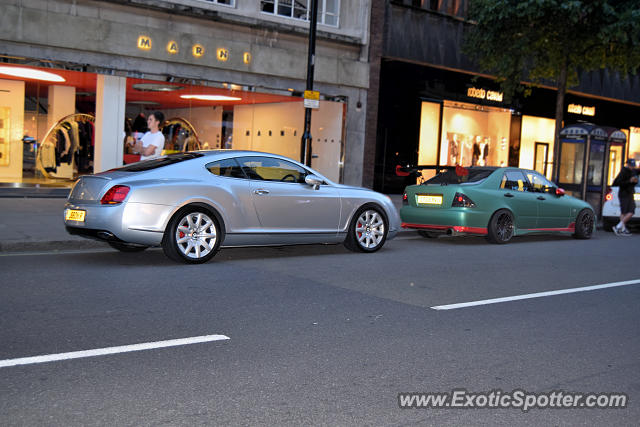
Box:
[612,158,638,236]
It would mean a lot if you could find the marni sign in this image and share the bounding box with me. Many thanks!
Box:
[137,36,251,64]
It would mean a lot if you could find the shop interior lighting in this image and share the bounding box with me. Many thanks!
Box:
[180,94,242,101]
[0,66,65,82]
[132,83,184,92]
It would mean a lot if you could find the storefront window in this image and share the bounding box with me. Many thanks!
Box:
[608,143,624,185]
[520,115,555,179]
[628,127,640,161]
[0,63,346,186]
[438,101,510,168]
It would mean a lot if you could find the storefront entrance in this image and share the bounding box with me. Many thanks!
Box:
[0,63,346,187]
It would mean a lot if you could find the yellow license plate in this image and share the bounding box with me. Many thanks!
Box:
[417,195,443,205]
[65,209,86,222]
[635,193,640,201]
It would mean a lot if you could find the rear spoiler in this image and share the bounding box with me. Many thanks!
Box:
[395,164,468,177]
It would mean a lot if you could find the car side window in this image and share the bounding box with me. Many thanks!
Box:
[236,156,308,183]
[500,171,531,192]
[526,172,556,193]
[205,158,247,179]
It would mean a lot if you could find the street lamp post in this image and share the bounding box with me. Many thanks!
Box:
[301,0,319,166]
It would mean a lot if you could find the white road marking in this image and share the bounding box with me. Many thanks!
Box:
[0,334,230,368]
[431,279,640,310]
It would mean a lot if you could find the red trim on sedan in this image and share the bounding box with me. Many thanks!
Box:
[401,222,488,235]
[523,222,576,232]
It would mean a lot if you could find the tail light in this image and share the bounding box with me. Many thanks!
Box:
[451,192,476,208]
[604,187,613,202]
[402,193,408,206]
[101,185,130,204]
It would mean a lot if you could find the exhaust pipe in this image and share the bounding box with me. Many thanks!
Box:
[97,231,116,241]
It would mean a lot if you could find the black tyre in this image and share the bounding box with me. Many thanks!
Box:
[573,209,595,239]
[344,205,388,253]
[162,206,222,264]
[417,230,438,238]
[107,241,148,252]
[487,209,514,244]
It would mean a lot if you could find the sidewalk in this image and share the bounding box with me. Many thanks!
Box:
[0,194,408,253]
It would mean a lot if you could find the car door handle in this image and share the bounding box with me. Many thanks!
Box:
[537,196,546,200]
[504,193,514,198]
[254,189,270,195]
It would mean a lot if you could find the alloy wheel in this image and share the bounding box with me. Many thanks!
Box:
[496,212,514,242]
[355,210,385,249]
[175,212,217,259]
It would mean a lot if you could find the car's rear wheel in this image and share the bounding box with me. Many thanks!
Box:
[162,207,222,264]
[573,209,595,239]
[487,209,514,244]
[344,205,388,252]
[107,241,148,252]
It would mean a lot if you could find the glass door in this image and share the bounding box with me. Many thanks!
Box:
[533,142,549,176]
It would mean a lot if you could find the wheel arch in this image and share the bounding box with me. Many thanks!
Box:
[163,200,227,244]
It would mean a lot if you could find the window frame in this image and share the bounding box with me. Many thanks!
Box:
[205,157,248,180]
[235,156,311,184]
[500,170,533,192]
[194,0,236,7]
[259,0,340,27]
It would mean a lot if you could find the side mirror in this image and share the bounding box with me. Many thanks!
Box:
[305,174,323,190]
[555,188,566,197]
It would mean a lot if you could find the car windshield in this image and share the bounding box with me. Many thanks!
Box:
[424,168,495,185]
[112,153,204,172]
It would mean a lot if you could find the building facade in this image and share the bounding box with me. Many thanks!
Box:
[366,0,640,196]
[0,0,372,186]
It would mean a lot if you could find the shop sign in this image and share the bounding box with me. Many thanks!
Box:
[137,36,152,51]
[192,44,205,58]
[217,48,229,62]
[568,104,595,116]
[303,90,320,109]
[167,41,179,54]
[134,37,251,64]
[631,127,640,134]
[467,87,503,102]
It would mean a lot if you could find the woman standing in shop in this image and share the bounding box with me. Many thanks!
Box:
[133,111,165,161]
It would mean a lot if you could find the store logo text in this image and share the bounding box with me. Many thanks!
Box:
[467,87,504,102]
[568,104,595,116]
[136,35,251,64]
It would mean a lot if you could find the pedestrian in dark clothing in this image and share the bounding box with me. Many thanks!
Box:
[612,158,638,236]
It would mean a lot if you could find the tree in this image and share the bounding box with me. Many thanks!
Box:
[463,0,640,181]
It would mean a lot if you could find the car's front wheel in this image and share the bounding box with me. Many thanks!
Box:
[162,207,222,264]
[344,205,388,252]
[487,209,514,244]
[573,209,595,239]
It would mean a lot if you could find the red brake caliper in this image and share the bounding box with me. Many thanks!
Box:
[357,222,363,238]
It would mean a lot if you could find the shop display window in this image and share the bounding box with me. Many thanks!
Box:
[438,101,510,168]
[0,63,346,185]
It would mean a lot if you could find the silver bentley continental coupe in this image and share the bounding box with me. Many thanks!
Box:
[64,151,400,264]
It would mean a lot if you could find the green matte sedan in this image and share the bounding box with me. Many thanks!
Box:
[400,167,595,243]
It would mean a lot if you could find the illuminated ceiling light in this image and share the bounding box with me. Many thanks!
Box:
[132,83,184,92]
[0,66,65,82]
[180,94,242,101]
